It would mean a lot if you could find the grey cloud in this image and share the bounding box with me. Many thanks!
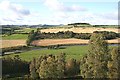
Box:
[2,18,16,22]
[0,1,30,16]
[99,13,117,20]
[10,5,30,15]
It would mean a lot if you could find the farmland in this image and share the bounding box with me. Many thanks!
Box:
[32,38,120,46]
[1,40,26,48]
[40,27,119,33]
[1,26,120,48]
[2,34,28,40]
[3,45,117,61]
[3,45,88,61]
[1,25,120,79]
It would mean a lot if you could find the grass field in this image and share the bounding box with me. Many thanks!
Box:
[2,34,28,40]
[14,28,37,33]
[3,45,116,61]
[4,46,88,61]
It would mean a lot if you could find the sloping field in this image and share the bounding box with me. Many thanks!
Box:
[1,40,26,48]
[32,38,120,46]
[40,27,119,33]
[1,38,119,48]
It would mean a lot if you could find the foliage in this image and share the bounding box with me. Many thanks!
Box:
[30,53,66,79]
[80,33,110,78]
[65,58,80,77]
[107,47,120,78]
[2,55,29,75]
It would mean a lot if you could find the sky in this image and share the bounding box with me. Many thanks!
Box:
[0,0,119,25]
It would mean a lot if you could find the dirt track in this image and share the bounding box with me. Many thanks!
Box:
[32,38,120,46]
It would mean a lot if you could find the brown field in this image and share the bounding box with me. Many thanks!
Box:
[1,38,119,48]
[1,40,26,48]
[32,38,120,46]
[40,27,119,33]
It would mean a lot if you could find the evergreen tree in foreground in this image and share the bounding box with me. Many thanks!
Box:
[107,47,120,78]
[80,33,110,78]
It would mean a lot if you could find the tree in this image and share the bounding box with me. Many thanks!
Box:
[80,33,110,78]
[56,53,66,78]
[26,30,35,46]
[30,58,39,79]
[65,58,80,77]
[107,47,120,78]
[39,55,58,78]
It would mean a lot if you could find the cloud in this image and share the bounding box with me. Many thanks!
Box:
[44,0,87,12]
[0,1,30,16]
[97,12,118,20]
[0,0,31,25]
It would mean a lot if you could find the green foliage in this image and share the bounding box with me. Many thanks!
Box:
[29,58,39,79]
[65,58,80,77]
[2,55,29,75]
[26,30,36,46]
[107,47,120,78]
[93,31,118,40]
[80,33,110,78]
[29,53,66,79]
[26,30,119,41]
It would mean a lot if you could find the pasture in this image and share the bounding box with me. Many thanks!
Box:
[3,45,117,61]
[4,45,88,61]
[2,34,28,40]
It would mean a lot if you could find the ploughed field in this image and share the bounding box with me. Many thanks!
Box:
[40,27,119,33]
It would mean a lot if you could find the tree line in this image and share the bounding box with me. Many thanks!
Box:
[27,30,120,46]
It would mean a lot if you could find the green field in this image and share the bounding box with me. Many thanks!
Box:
[4,46,88,61]
[2,34,28,40]
[3,45,116,61]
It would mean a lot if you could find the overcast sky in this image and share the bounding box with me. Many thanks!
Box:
[0,0,119,25]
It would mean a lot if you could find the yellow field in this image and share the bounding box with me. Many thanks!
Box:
[40,27,119,33]
[32,38,120,46]
[1,38,119,48]
[1,40,26,48]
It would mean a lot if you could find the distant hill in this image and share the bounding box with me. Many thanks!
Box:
[68,23,91,26]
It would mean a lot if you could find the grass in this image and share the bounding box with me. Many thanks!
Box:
[4,46,89,61]
[3,44,118,62]
[2,34,28,40]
